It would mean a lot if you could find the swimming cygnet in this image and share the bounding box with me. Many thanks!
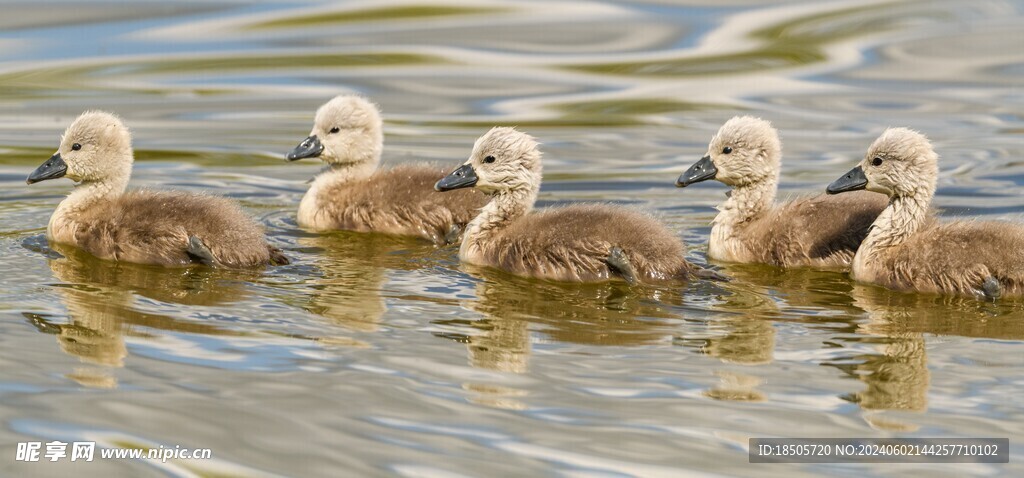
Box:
[676,116,888,268]
[286,95,487,244]
[827,127,1024,300]
[434,127,726,284]
[26,111,288,268]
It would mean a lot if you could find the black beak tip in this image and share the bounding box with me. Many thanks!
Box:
[435,164,478,192]
[826,166,868,195]
[27,153,67,185]
[676,155,716,188]
[286,135,323,161]
[286,150,316,161]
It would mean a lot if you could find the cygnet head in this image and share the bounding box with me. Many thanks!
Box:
[827,127,937,198]
[27,111,133,185]
[287,94,383,167]
[677,116,781,188]
[435,127,542,195]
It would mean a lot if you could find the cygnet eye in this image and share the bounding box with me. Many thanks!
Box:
[329,127,340,134]
[872,157,883,167]
[483,155,496,164]
[71,143,82,151]
[722,146,732,154]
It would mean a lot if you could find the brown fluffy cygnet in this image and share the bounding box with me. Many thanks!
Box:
[827,127,1024,300]
[677,116,888,269]
[286,95,487,244]
[435,127,725,284]
[26,111,287,268]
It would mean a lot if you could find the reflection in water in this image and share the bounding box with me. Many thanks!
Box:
[843,284,1024,428]
[848,337,928,413]
[704,371,766,402]
[463,311,529,375]
[702,316,775,366]
[851,284,1024,339]
[696,264,870,361]
[445,267,688,408]
[685,266,793,366]
[688,266,780,402]
[842,285,932,430]
[694,278,778,367]
[718,264,866,317]
[462,383,530,411]
[47,242,257,307]
[465,266,686,364]
[694,265,874,401]
[293,232,437,332]
[26,243,251,387]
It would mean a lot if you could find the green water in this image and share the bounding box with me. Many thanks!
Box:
[1,1,1023,476]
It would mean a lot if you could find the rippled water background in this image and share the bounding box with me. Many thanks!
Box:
[1,1,1023,476]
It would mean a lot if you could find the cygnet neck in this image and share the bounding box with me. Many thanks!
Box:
[460,186,538,255]
[48,164,131,242]
[59,170,130,216]
[322,160,378,183]
[858,188,931,257]
[714,176,777,229]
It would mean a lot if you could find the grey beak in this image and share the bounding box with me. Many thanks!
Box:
[827,166,868,195]
[676,155,718,187]
[26,153,68,185]
[435,164,478,192]
[287,135,323,161]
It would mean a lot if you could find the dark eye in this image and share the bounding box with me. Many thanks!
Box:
[722,146,732,154]
[871,157,883,166]
[71,143,82,151]
[329,127,340,134]
[483,155,496,164]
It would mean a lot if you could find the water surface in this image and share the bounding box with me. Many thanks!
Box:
[1,1,1024,476]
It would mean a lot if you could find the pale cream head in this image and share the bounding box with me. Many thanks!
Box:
[704,116,781,187]
[58,111,133,183]
[466,127,542,194]
[309,94,383,165]
[861,127,938,197]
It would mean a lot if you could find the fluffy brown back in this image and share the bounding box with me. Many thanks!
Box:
[742,190,888,268]
[875,220,1024,296]
[314,163,487,243]
[72,190,277,267]
[482,204,695,282]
